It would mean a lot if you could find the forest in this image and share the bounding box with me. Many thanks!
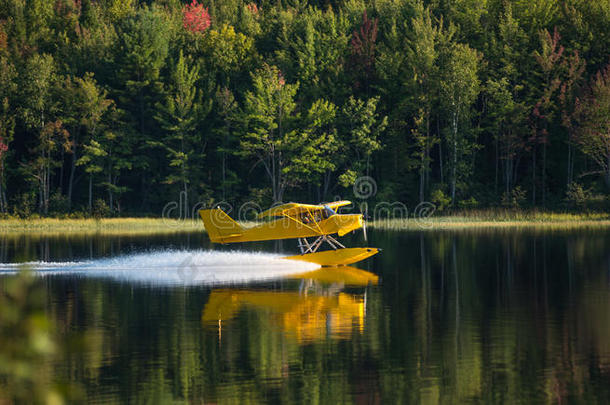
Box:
[0,0,609,217]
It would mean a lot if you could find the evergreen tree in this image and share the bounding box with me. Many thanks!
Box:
[338,96,387,187]
[115,6,170,210]
[238,63,299,202]
[213,87,238,201]
[152,51,209,214]
[116,6,170,135]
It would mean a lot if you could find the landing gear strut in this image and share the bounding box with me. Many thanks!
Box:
[297,235,346,255]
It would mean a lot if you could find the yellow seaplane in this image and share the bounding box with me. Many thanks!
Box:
[199,201,380,266]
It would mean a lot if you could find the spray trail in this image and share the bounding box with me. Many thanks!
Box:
[0,250,320,286]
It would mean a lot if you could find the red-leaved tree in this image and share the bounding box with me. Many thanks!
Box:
[183,0,211,34]
[530,27,564,204]
[575,64,610,188]
[245,3,258,14]
[559,51,585,185]
[0,137,7,213]
[350,10,378,94]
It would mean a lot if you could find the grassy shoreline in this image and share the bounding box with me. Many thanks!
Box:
[370,211,610,231]
[0,218,204,235]
[1,211,610,235]
[370,218,610,231]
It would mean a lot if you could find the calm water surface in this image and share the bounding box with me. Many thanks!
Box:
[1,229,610,403]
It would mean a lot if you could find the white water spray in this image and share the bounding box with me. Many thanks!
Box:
[0,250,319,286]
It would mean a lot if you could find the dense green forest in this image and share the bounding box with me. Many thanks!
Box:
[0,0,609,217]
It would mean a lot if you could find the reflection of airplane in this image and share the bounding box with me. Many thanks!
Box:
[202,266,378,343]
[199,201,380,266]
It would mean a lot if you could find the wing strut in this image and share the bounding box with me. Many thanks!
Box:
[298,235,346,255]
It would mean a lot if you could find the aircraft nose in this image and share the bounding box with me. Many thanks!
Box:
[353,214,363,229]
[337,214,364,236]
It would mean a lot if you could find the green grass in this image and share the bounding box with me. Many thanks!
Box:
[371,209,610,231]
[0,217,204,236]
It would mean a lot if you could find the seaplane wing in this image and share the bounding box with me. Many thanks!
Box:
[257,201,352,218]
[324,200,353,212]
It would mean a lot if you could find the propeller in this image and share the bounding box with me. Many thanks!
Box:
[359,203,368,243]
[362,218,368,243]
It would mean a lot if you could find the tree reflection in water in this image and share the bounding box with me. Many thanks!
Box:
[1,229,610,403]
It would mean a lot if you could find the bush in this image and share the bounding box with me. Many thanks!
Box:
[565,183,592,209]
[92,199,110,219]
[246,187,273,208]
[338,170,357,188]
[501,186,526,208]
[458,196,479,209]
[11,193,35,218]
[49,190,70,215]
[430,189,451,211]
[69,211,87,219]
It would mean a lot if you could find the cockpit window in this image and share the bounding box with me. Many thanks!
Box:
[322,206,336,219]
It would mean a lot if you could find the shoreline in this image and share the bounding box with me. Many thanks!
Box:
[0,218,204,235]
[370,211,610,230]
[2,213,610,235]
[370,218,610,231]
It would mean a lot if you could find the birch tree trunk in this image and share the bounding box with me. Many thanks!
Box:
[451,108,458,204]
[88,174,92,212]
[606,154,610,189]
[68,149,77,208]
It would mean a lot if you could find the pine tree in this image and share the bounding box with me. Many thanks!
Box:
[238,64,299,202]
[153,51,208,214]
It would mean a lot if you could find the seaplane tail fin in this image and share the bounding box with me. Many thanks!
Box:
[199,208,244,243]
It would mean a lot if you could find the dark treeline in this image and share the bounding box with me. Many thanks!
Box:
[0,0,609,217]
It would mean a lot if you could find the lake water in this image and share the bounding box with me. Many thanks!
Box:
[1,229,610,403]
